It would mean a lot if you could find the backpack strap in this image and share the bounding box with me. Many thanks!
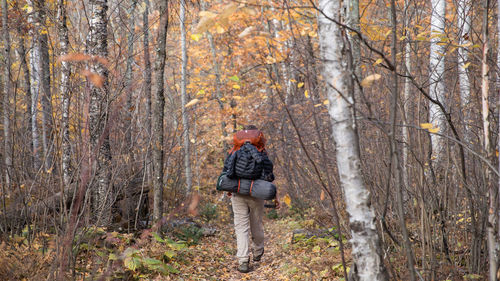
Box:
[249,180,254,195]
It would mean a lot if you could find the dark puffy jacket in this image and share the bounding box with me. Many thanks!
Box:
[223,146,274,182]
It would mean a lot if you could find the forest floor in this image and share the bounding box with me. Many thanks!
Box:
[0,202,348,280]
[180,211,348,280]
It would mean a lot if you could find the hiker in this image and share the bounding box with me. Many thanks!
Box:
[222,125,279,273]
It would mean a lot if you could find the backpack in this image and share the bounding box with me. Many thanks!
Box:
[224,129,274,181]
[233,142,263,180]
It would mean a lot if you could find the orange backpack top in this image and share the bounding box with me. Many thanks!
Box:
[230,129,266,153]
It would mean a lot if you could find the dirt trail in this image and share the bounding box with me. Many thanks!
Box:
[178,213,346,281]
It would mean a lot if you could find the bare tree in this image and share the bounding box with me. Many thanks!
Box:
[180,0,192,194]
[429,0,447,163]
[317,0,388,279]
[86,0,113,225]
[152,0,168,221]
[2,0,12,186]
[28,0,41,170]
[57,0,72,188]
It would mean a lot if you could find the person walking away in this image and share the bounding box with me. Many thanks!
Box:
[222,125,279,273]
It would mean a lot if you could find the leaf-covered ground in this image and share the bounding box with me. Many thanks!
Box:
[0,204,349,280]
[171,206,348,281]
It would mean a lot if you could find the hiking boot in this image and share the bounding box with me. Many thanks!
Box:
[237,262,250,273]
[253,249,264,262]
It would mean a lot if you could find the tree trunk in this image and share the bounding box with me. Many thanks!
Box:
[457,0,472,142]
[318,0,388,279]
[86,0,112,225]
[143,0,152,185]
[428,0,446,163]
[180,0,192,194]
[401,0,412,203]
[58,0,72,188]
[16,25,33,173]
[28,0,41,170]
[37,0,53,172]
[1,0,12,186]
[481,0,496,280]
[124,0,137,151]
[152,0,168,221]
[389,0,416,279]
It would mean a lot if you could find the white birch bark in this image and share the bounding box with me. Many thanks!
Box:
[1,0,12,186]
[457,0,471,142]
[428,0,447,161]
[58,0,72,188]
[318,0,387,279]
[16,26,33,171]
[402,0,411,199]
[28,0,41,170]
[180,0,192,193]
[481,1,496,279]
[87,0,112,225]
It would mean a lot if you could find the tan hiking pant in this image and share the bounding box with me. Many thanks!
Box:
[231,194,265,264]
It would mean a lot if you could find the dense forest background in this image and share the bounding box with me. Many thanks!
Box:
[0,0,499,279]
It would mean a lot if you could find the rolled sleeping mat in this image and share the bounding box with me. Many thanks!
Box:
[216,173,238,192]
[217,173,277,200]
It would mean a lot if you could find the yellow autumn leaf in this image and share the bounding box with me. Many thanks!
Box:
[428,127,440,133]
[360,74,381,87]
[191,33,203,41]
[185,98,200,108]
[314,103,322,107]
[233,84,240,89]
[373,58,383,66]
[420,123,433,129]
[462,62,471,69]
[304,90,309,98]
[283,194,291,207]
[323,99,330,105]
[297,82,304,88]
[308,31,317,37]
[320,190,325,201]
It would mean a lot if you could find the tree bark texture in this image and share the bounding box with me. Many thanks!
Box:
[428,0,446,162]
[481,0,496,280]
[180,0,192,194]
[318,0,388,279]
[57,0,72,188]
[28,0,41,170]
[86,0,113,225]
[125,0,138,150]
[457,0,472,142]
[2,0,12,186]
[36,0,54,172]
[152,0,168,221]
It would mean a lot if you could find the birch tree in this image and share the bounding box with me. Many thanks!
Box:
[152,0,168,221]
[28,0,41,170]
[86,0,113,224]
[428,0,447,163]
[457,0,471,141]
[480,0,496,279]
[57,0,72,187]
[180,0,192,193]
[318,0,388,279]
[2,0,12,186]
